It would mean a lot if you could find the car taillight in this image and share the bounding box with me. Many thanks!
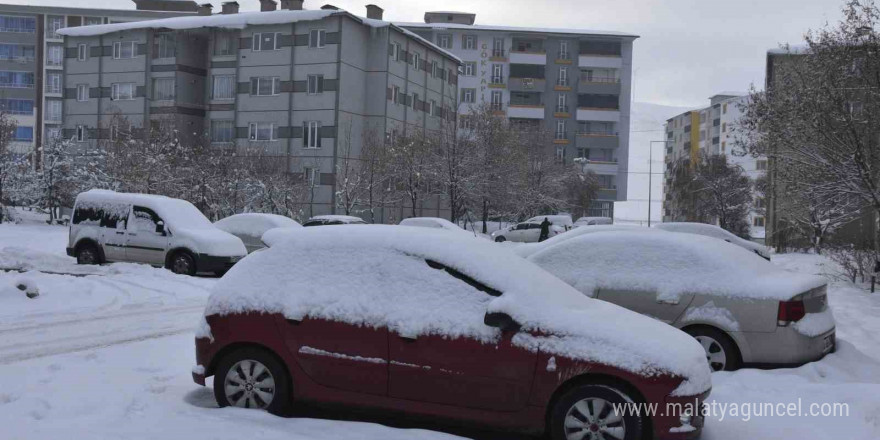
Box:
[777,299,806,325]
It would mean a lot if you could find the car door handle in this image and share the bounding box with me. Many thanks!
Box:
[116,231,125,235]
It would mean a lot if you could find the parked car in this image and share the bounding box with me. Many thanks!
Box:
[526,214,574,231]
[654,222,771,260]
[399,217,488,239]
[515,225,661,258]
[67,190,247,276]
[214,213,301,253]
[302,215,367,227]
[194,226,711,439]
[490,222,564,243]
[574,216,613,227]
[525,230,835,371]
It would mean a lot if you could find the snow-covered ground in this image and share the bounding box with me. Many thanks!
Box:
[1,220,878,439]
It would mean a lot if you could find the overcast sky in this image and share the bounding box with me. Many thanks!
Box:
[10,0,846,107]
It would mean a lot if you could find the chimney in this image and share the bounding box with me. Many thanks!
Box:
[365,4,383,20]
[280,0,303,10]
[260,0,277,11]
[198,3,213,15]
[221,1,239,14]
[321,4,339,10]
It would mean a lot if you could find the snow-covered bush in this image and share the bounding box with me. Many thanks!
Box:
[827,245,877,284]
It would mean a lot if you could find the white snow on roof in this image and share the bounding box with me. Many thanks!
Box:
[528,231,825,301]
[214,213,301,238]
[397,21,639,39]
[204,225,710,394]
[57,9,462,63]
[768,43,810,55]
[711,91,747,98]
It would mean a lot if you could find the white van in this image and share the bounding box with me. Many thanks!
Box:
[67,190,247,276]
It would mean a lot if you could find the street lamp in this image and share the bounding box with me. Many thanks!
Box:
[648,140,670,227]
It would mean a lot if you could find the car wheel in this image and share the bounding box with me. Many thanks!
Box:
[214,347,291,416]
[550,384,642,440]
[687,327,741,372]
[169,251,197,276]
[495,236,507,243]
[76,243,101,265]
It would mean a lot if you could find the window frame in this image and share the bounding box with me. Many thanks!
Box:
[252,32,280,52]
[304,120,321,149]
[307,74,324,95]
[210,119,235,144]
[437,34,452,49]
[111,82,135,101]
[76,84,89,102]
[77,43,88,61]
[112,41,137,60]
[152,77,176,101]
[303,166,319,187]
[308,29,326,48]
[211,74,236,100]
[463,34,477,50]
[248,121,277,142]
[250,76,281,96]
[463,62,475,76]
[75,125,87,142]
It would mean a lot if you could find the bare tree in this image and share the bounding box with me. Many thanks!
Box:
[0,111,19,223]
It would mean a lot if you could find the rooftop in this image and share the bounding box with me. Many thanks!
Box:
[397,20,639,39]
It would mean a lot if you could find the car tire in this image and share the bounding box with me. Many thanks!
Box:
[495,236,507,243]
[213,347,292,416]
[168,251,197,276]
[686,326,741,372]
[549,384,642,440]
[75,243,101,265]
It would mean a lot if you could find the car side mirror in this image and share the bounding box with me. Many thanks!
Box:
[484,312,521,333]
[156,220,165,235]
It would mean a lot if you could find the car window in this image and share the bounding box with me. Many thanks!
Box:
[425,260,502,297]
[99,203,129,230]
[131,206,164,234]
[529,223,542,230]
[303,221,322,227]
[515,223,529,230]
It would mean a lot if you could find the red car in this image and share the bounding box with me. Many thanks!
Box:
[193,226,711,440]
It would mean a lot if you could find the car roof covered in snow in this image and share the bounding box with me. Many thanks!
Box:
[214,213,301,238]
[515,225,659,258]
[308,215,367,223]
[74,189,214,229]
[528,230,825,301]
[203,225,711,395]
[399,217,460,229]
[526,215,573,226]
[653,222,765,254]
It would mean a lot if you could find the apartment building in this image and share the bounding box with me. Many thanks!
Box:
[58,1,460,221]
[0,0,197,157]
[399,12,637,218]
[663,93,767,242]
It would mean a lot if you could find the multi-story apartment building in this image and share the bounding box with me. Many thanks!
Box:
[0,0,197,157]
[663,93,767,242]
[58,1,460,221]
[399,12,637,218]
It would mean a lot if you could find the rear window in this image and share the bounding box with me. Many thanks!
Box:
[73,202,129,229]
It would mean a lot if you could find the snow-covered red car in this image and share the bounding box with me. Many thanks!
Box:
[523,230,835,371]
[193,226,711,439]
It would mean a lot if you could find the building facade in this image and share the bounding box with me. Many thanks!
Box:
[399,12,637,218]
[0,0,197,157]
[663,93,767,242]
[58,2,460,221]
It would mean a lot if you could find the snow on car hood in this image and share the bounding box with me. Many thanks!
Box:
[528,231,826,302]
[214,214,301,238]
[173,227,246,257]
[204,225,711,395]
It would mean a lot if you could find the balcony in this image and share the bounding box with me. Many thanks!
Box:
[597,188,618,201]
[576,108,620,122]
[554,78,572,91]
[578,77,621,94]
[555,51,573,64]
[578,54,623,69]
[489,102,506,116]
[508,105,544,119]
[553,104,570,118]
[0,82,34,89]
[488,77,506,88]
[576,133,619,149]
[489,48,507,62]
[508,77,545,92]
[509,51,546,65]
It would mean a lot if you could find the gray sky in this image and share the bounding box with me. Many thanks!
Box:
[11,0,846,107]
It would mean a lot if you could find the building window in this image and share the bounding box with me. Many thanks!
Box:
[156,33,176,58]
[755,197,765,209]
[557,94,567,113]
[248,122,277,141]
[307,74,324,94]
[459,115,473,130]
[723,103,728,114]
[252,32,280,51]
[722,122,727,132]
[461,88,475,103]
[463,35,477,50]
[153,78,175,101]
[111,83,135,101]
[463,62,476,76]
[557,67,568,86]
[304,166,319,187]
[46,127,61,141]
[84,17,102,26]
[77,43,88,61]
[490,90,502,110]
[411,92,419,110]
[411,52,420,69]
[555,120,566,140]
[45,99,62,122]
[76,84,89,102]
[45,72,62,94]
[555,146,565,163]
[304,121,321,148]
[0,16,35,33]
[214,31,235,56]
[429,99,437,116]
[0,44,34,61]
[46,44,63,66]
[210,120,234,143]
[0,98,33,115]
[756,160,768,171]
[558,41,570,59]
[0,71,33,89]
[390,42,401,61]
[308,29,325,48]
[491,64,503,84]
[110,122,130,142]
[753,216,766,227]
[112,41,137,59]
[391,85,400,105]
[597,175,615,189]
[492,37,504,57]
[47,16,64,38]
[13,126,33,142]
[250,77,280,96]
[212,75,235,100]
[76,125,87,142]
[437,34,451,49]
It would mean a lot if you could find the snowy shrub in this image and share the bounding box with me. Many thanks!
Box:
[827,245,877,284]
